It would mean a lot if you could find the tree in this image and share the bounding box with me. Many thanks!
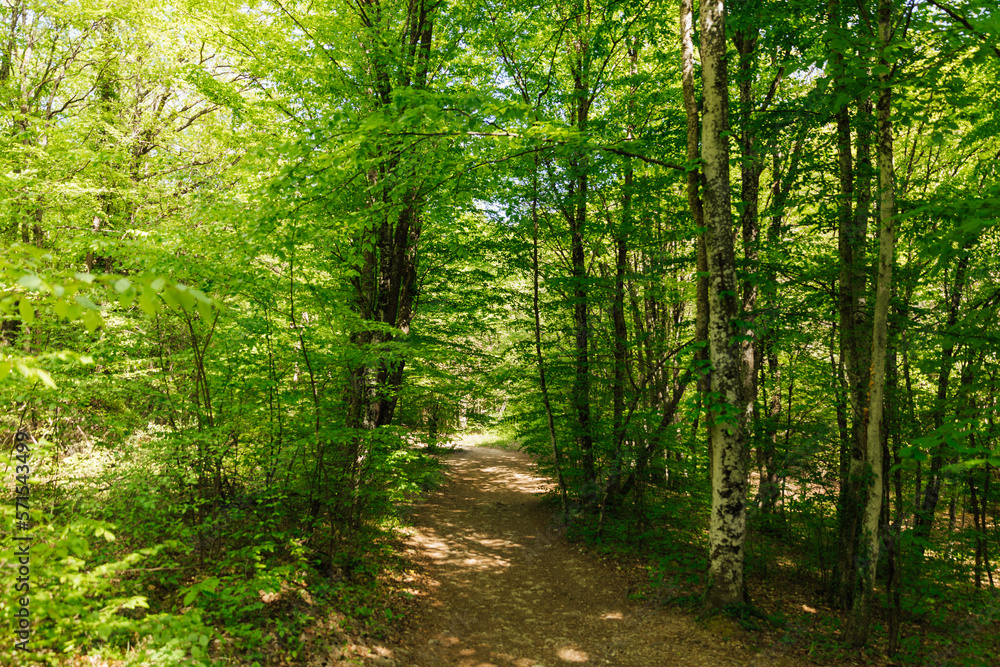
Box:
[843,0,897,643]
[700,0,751,610]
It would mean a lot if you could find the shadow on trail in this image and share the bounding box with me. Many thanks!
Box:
[396,446,787,667]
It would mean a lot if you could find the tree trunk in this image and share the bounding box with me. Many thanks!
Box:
[532,154,569,517]
[915,247,971,557]
[601,39,638,520]
[971,466,985,589]
[569,22,597,499]
[347,0,436,433]
[735,17,762,490]
[681,0,710,479]
[844,0,896,644]
[830,0,874,609]
[700,0,750,611]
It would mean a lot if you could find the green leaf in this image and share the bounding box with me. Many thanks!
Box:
[139,291,160,316]
[161,289,180,309]
[114,278,132,293]
[183,577,220,606]
[118,291,135,308]
[83,309,103,333]
[32,367,55,388]
[75,295,99,310]
[18,299,34,326]
[54,299,72,320]
[17,274,42,290]
[197,300,214,323]
[175,287,196,311]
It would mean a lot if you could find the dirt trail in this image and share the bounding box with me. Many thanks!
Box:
[394,446,792,667]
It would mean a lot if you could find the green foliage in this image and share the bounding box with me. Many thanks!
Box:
[0,502,211,664]
[714,603,779,633]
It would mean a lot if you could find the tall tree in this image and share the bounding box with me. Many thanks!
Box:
[844,0,897,644]
[346,0,439,431]
[565,0,598,499]
[681,0,711,464]
[828,0,874,610]
[700,0,751,610]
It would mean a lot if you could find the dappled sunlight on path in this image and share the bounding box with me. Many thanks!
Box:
[394,445,794,667]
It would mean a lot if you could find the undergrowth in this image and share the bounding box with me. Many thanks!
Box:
[0,436,445,666]
[559,478,1000,666]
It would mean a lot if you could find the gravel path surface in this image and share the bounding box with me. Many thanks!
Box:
[394,446,795,667]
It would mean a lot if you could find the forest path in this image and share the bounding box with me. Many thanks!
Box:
[393,445,790,667]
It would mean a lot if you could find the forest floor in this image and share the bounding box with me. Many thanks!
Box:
[381,444,803,667]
